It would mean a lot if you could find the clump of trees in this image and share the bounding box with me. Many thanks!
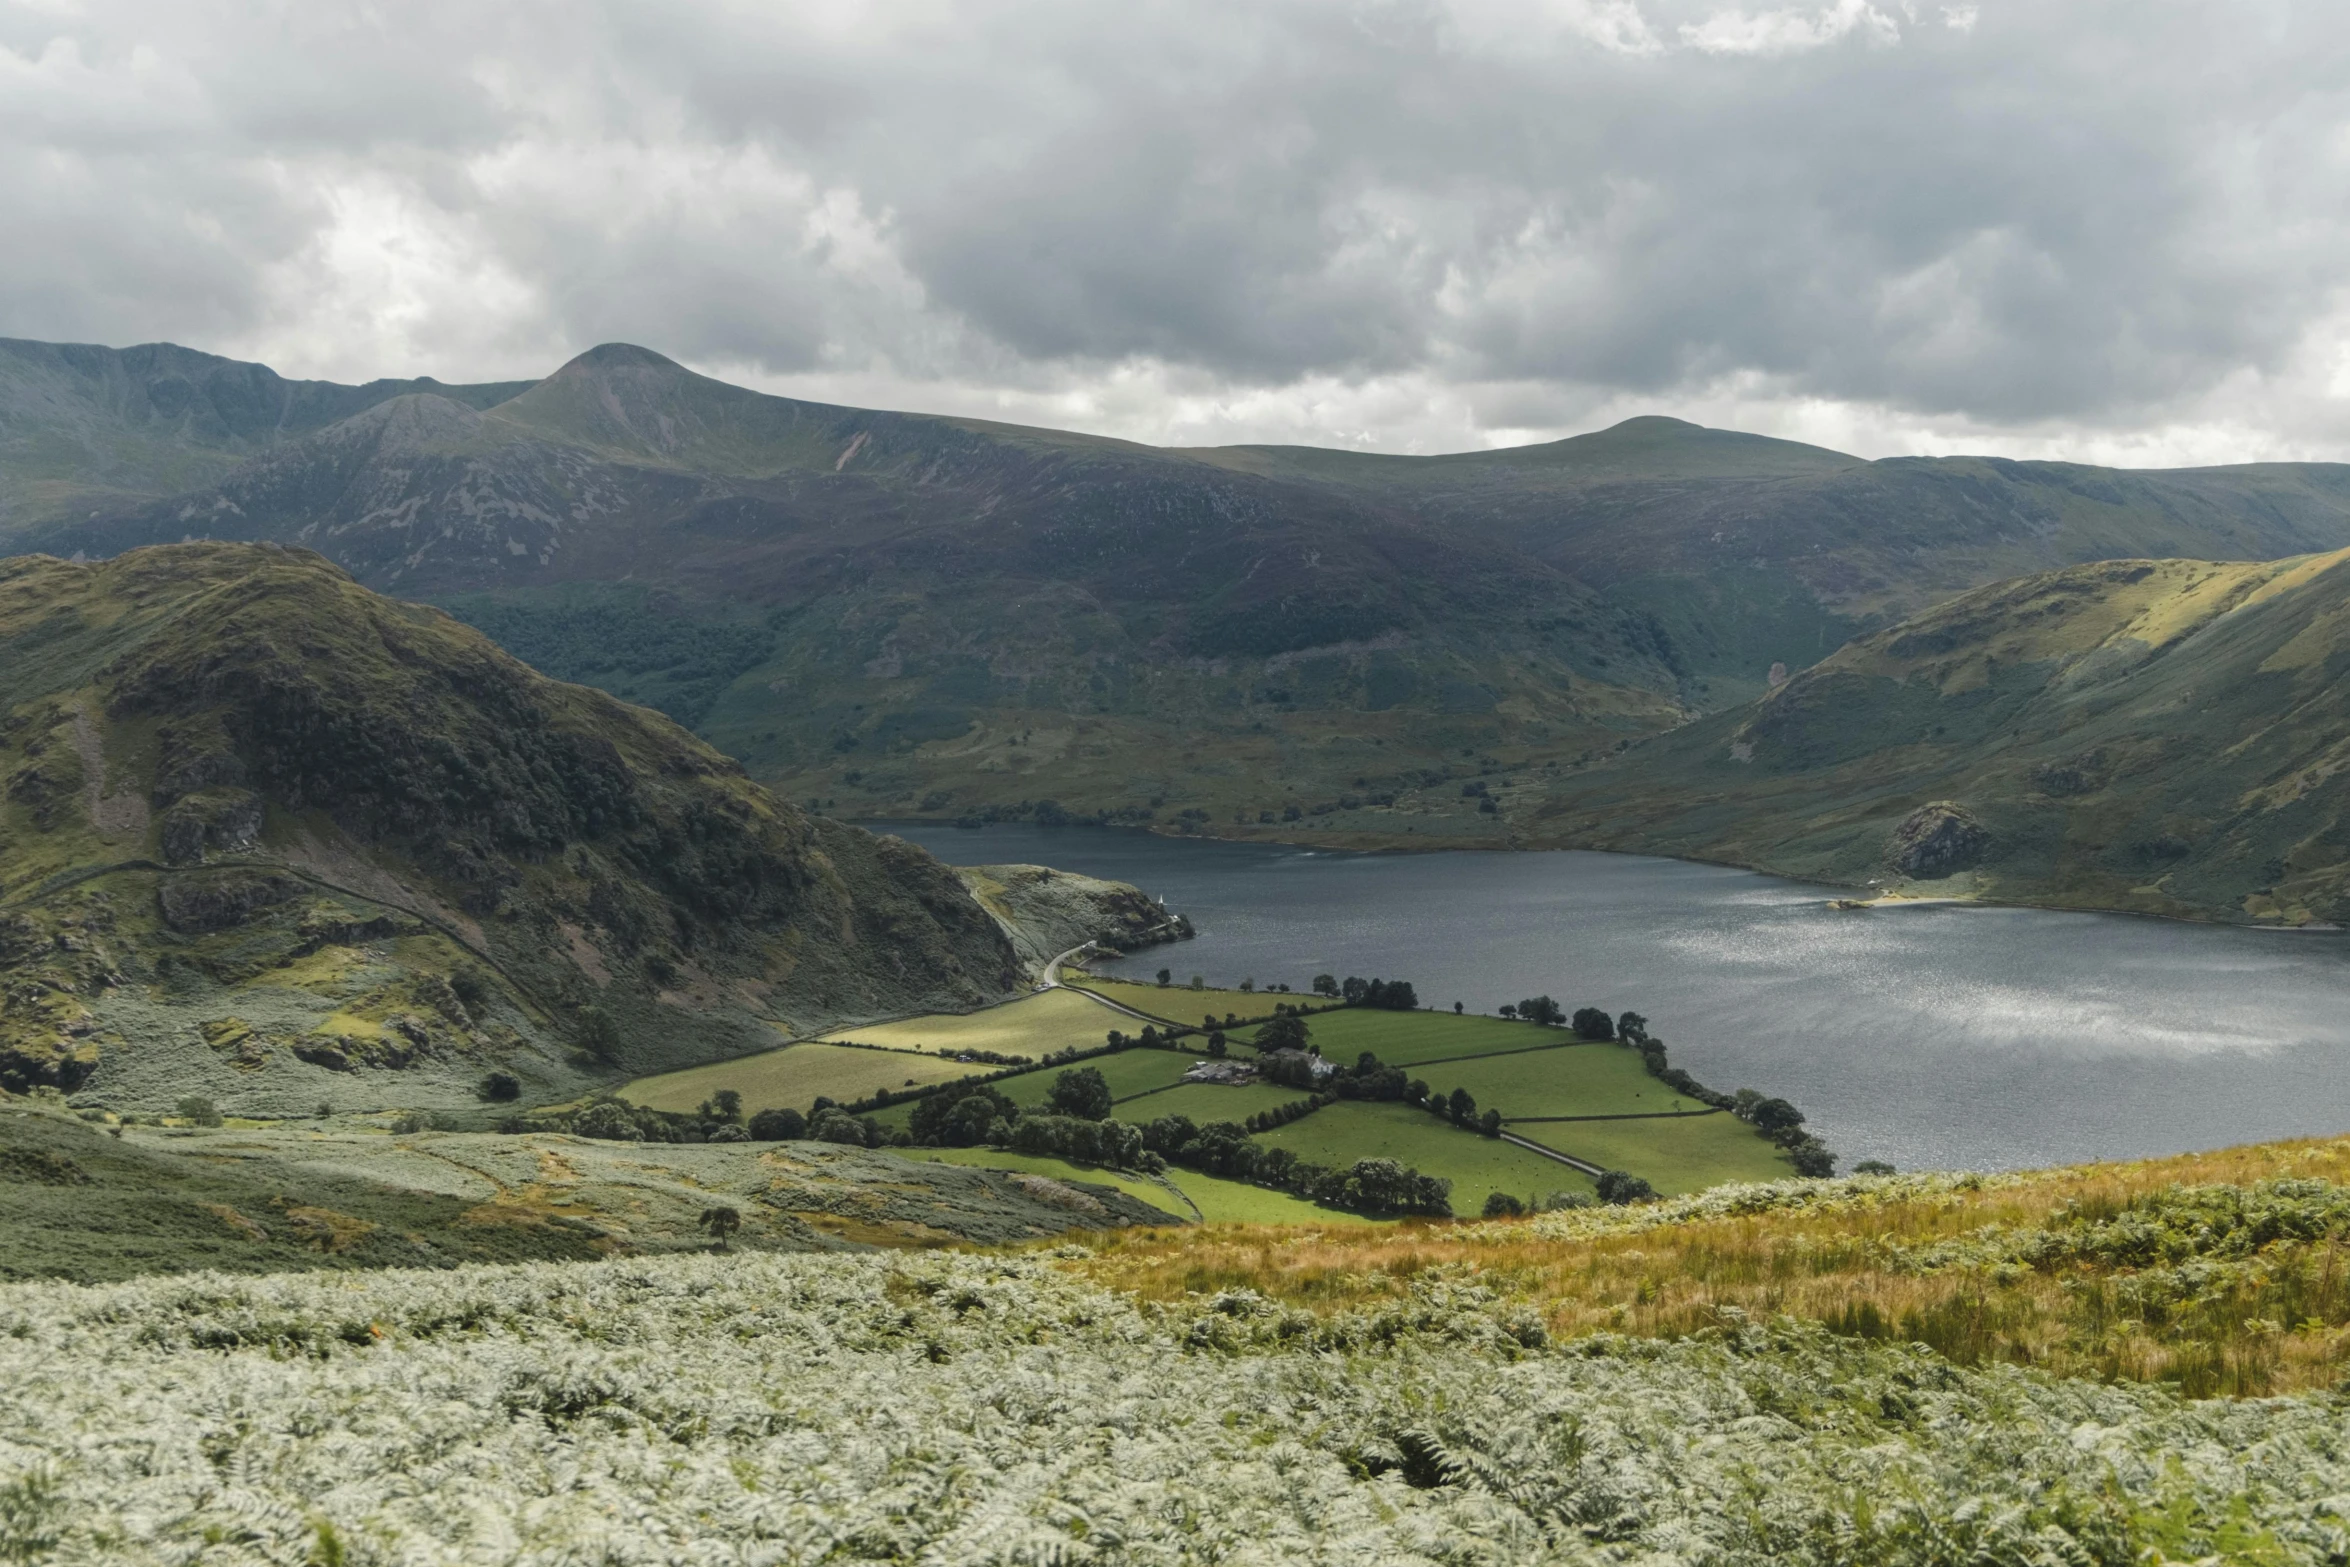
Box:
[1595,1170,1656,1205]
[1137,1115,1451,1217]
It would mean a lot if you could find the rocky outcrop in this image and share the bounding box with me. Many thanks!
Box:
[953,863,1194,974]
[1886,802,1991,879]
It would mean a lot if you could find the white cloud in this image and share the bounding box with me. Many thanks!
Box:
[6,0,2350,467]
[1677,0,1902,56]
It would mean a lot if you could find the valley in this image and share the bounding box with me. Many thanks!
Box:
[15,335,2350,860]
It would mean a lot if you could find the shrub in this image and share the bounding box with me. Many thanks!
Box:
[174,1096,222,1128]
[747,1107,807,1141]
[1482,1192,1527,1218]
[1044,1067,1114,1121]
[478,1072,522,1103]
[1596,1170,1656,1205]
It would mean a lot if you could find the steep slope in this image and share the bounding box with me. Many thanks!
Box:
[16,338,2350,840]
[0,337,531,530]
[1528,548,2350,922]
[0,542,1023,1114]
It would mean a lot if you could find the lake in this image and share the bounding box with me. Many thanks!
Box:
[881,822,2350,1174]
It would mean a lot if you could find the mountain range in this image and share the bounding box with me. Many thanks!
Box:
[13,336,2350,847]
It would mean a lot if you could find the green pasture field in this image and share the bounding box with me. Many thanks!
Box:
[1417,1043,1703,1119]
[618,1043,975,1115]
[1251,1102,1595,1216]
[1515,1113,1794,1196]
[1113,1081,1313,1123]
[816,987,1124,1058]
[992,1049,1198,1109]
[903,1146,1374,1227]
[1250,1008,1563,1067]
[1067,976,1286,1026]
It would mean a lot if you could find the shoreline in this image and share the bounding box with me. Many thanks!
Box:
[861,816,2349,937]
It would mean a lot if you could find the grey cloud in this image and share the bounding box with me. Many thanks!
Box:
[3,0,2348,446]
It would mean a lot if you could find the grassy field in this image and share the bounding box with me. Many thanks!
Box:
[1112,1081,1315,1123]
[619,1042,977,1114]
[816,987,1124,1058]
[1418,1042,1703,1118]
[1067,975,1287,1026]
[1521,1112,1793,1194]
[1249,1008,1566,1067]
[905,1145,1373,1226]
[1253,1101,1595,1214]
[990,1049,1199,1108]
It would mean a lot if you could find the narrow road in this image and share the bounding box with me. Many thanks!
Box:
[1496,1129,1608,1178]
[1038,942,1095,987]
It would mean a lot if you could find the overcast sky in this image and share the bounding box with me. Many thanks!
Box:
[5,1,2346,462]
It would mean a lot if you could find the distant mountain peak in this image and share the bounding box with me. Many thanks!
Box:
[557,343,689,375]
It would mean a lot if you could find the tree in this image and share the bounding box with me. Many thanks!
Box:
[1105,1030,1127,1048]
[1206,1030,1228,1058]
[1447,1087,1476,1125]
[576,1005,622,1062]
[1478,1108,1503,1138]
[747,1107,808,1141]
[700,1089,743,1124]
[1596,1170,1655,1205]
[910,1085,1019,1146]
[1616,1010,1650,1044]
[1482,1191,1527,1218]
[1256,1013,1311,1053]
[1570,1007,1614,1041]
[1156,968,1172,987]
[1498,1005,1517,1020]
[478,1072,521,1103]
[1453,1002,1463,1015]
[1341,976,1369,1003]
[1312,974,1339,997]
[1239,977,1255,992]
[1190,975,1204,990]
[698,1206,742,1251]
[1853,1159,1896,1176]
[175,1095,222,1128]
[1045,1066,1114,1120]
[809,1108,872,1145]
[1518,996,1564,1027]
[1747,1097,1806,1136]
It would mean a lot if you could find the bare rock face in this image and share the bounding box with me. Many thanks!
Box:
[953,863,1192,973]
[1886,802,1991,879]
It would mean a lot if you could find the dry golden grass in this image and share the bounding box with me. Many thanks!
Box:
[1061,1134,2350,1397]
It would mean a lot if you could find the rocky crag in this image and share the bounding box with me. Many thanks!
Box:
[952,863,1194,973]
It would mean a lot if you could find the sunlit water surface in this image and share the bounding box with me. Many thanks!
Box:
[881,822,2350,1173]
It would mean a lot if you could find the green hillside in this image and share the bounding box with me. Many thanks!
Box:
[16,339,2350,836]
[1532,547,2350,923]
[0,541,1025,1116]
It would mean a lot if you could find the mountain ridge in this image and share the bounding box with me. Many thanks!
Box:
[14,336,2350,843]
[1526,544,2350,923]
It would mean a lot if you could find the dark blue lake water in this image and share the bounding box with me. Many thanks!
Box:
[879,822,2350,1174]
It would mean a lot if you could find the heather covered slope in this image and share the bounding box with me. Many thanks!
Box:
[22,339,2350,835]
[0,542,1022,1113]
[1530,548,2350,923]
[13,1153,2350,1562]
